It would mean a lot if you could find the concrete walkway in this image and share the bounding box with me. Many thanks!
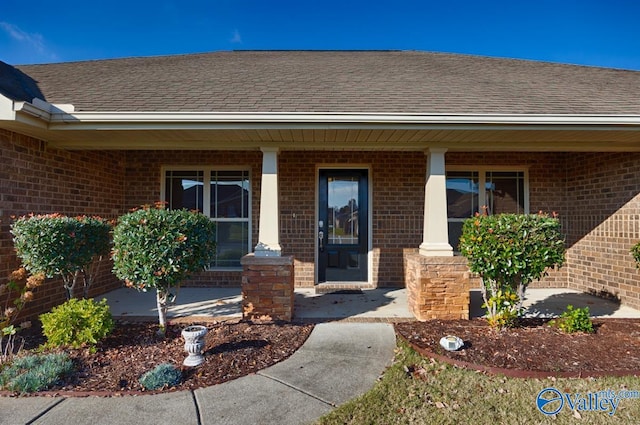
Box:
[0,322,396,425]
[100,286,640,322]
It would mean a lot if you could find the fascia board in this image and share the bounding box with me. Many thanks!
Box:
[45,112,640,134]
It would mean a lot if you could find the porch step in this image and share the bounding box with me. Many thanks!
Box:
[315,282,376,294]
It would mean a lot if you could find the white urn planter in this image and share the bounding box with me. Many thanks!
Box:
[181,325,208,367]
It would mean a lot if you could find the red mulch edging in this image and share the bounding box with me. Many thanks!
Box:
[395,318,640,379]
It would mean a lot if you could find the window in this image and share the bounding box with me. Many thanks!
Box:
[446,168,527,251]
[164,168,250,269]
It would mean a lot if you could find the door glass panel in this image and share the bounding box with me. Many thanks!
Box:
[328,176,359,245]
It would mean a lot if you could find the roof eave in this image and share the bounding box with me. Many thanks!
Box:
[5,98,640,132]
[48,111,640,130]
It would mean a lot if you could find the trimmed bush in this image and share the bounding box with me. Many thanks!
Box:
[11,214,112,299]
[112,204,216,334]
[550,305,594,334]
[40,298,114,348]
[0,353,73,393]
[139,363,182,390]
[459,212,565,328]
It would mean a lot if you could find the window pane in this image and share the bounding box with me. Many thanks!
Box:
[165,170,203,212]
[446,171,479,218]
[328,176,359,245]
[486,171,525,214]
[210,171,249,218]
[214,222,249,267]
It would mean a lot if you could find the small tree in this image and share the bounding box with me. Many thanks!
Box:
[11,214,112,300]
[111,204,216,335]
[459,211,565,328]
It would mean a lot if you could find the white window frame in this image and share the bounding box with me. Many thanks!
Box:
[446,166,529,251]
[161,166,252,271]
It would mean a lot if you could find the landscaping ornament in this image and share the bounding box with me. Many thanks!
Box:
[439,335,464,351]
[182,325,208,367]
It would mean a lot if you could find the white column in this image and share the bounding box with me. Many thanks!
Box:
[254,147,282,257]
[419,148,453,256]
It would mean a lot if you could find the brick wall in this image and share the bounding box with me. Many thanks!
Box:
[0,129,125,320]
[564,152,640,309]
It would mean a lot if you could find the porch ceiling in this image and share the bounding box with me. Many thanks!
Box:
[6,123,640,152]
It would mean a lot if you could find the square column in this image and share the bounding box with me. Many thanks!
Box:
[241,254,294,321]
[419,148,453,256]
[405,253,473,320]
[255,147,282,257]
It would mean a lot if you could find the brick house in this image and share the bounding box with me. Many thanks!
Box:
[2,50,640,320]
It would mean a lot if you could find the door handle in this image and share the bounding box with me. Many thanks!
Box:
[318,230,324,252]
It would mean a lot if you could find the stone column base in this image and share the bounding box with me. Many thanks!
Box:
[241,254,294,321]
[404,252,472,320]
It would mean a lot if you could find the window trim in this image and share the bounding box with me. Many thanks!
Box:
[446,165,530,215]
[446,166,529,252]
[161,166,252,271]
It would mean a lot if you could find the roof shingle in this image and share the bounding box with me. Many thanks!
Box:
[5,50,640,115]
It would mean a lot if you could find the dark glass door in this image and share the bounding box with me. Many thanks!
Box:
[318,169,368,282]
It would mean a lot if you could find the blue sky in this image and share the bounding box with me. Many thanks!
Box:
[1,0,640,70]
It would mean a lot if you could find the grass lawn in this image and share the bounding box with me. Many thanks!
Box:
[315,339,640,424]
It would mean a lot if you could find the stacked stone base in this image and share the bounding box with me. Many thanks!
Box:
[405,253,472,320]
[241,254,294,321]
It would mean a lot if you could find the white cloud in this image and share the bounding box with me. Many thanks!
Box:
[0,21,58,62]
[230,29,242,44]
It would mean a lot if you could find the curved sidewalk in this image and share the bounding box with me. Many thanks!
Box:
[0,322,396,425]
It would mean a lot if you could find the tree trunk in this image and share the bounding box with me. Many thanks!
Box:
[156,288,168,336]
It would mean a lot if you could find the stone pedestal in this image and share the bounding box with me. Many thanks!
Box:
[405,252,472,320]
[241,254,294,321]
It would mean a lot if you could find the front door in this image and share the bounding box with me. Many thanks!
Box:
[318,169,368,282]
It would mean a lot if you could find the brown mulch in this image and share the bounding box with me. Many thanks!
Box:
[7,320,313,396]
[396,318,640,377]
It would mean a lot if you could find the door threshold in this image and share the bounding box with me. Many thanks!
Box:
[315,282,375,294]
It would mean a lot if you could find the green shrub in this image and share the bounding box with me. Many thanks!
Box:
[483,289,521,329]
[631,241,640,266]
[459,212,565,328]
[40,298,114,348]
[550,305,594,334]
[112,204,216,334]
[0,353,73,393]
[139,363,182,390]
[11,214,112,299]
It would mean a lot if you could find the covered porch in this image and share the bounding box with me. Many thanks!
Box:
[100,286,640,323]
[4,101,640,321]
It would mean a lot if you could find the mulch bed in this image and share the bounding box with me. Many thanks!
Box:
[4,320,313,396]
[396,318,640,378]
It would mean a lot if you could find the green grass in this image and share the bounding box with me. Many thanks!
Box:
[315,340,640,424]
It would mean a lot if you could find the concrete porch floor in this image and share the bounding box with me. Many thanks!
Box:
[100,286,640,322]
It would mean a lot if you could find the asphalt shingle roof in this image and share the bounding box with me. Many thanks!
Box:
[4,50,640,115]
